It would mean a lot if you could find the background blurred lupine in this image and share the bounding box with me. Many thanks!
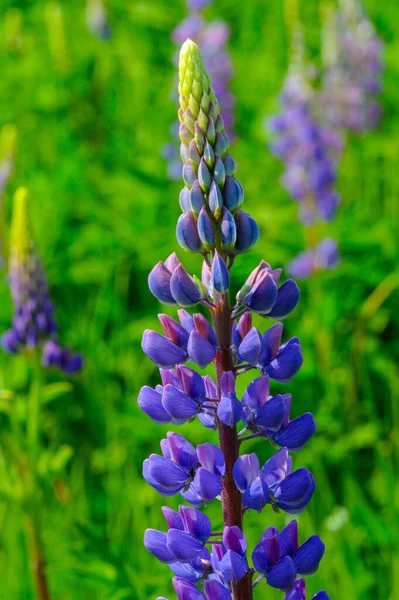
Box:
[162,0,235,180]
[320,0,384,134]
[1,188,83,375]
[140,39,329,600]
[86,0,112,41]
[0,124,17,267]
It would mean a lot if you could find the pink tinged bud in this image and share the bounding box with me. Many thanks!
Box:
[179,187,191,212]
[211,251,230,293]
[234,210,260,253]
[183,160,197,188]
[223,176,244,213]
[158,314,189,346]
[164,252,181,273]
[148,262,177,305]
[198,158,211,192]
[141,330,187,369]
[193,314,217,346]
[187,330,216,368]
[190,180,206,214]
[176,212,203,253]
[198,206,215,249]
[214,155,226,187]
[208,180,223,220]
[220,207,236,250]
[180,143,189,163]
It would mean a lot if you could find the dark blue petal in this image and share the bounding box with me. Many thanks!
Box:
[242,375,270,412]
[261,448,292,488]
[266,556,296,591]
[274,469,315,514]
[177,365,206,402]
[284,577,306,600]
[273,413,316,451]
[258,322,283,364]
[234,210,260,253]
[232,454,260,492]
[242,476,269,512]
[264,339,303,383]
[220,550,248,583]
[255,394,286,430]
[252,526,280,573]
[220,207,237,250]
[223,526,246,556]
[217,393,243,427]
[294,535,325,575]
[198,206,216,249]
[279,520,298,559]
[244,270,278,314]
[267,280,300,318]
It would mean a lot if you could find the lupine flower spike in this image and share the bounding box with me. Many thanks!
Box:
[140,40,327,599]
[1,187,83,374]
[163,0,235,180]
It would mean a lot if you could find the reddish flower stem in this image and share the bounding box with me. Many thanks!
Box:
[212,295,253,600]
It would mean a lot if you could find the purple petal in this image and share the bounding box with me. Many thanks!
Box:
[203,579,232,600]
[188,330,216,368]
[148,262,176,305]
[313,592,330,600]
[242,375,270,411]
[138,386,171,424]
[211,251,230,293]
[264,339,303,383]
[238,327,262,365]
[219,550,248,583]
[144,529,176,563]
[141,330,187,369]
[162,384,199,422]
[179,505,211,541]
[274,469,315,514]
[234,210,260,253]
[266,556,296,590]
[147,455,189,489]
[220,370,235,396]
[273,413,316,451]
[252,526,280,573]
[255,394,287,430]
[279,520,299,559]
[244,270,278,314]
[261,448,292,487]
[165,252,181,273]
[158,314,189,347]
[203,375,218,400]
[167,530,204,562]
[172,577,206,600]
[259,322,284,364]
[267,280,300,318]
[143,460,183,496]
[242,476,269,512]
[170,264,205,307]
[217,393,243,427]
[167,432,198,470]
[177,365,206,402]
[194,467,222,502]
[232,454,260,492]
[223,526,246,556]
[178,308,195,333]
[162,506,184,530]
[196,443,225,477]
[294,535,325,575]
[284,578,306,600]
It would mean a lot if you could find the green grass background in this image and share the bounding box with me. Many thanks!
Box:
[0,0,398,598]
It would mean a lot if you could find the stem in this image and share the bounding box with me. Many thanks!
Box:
[26,352,51,600]
[25,516,51,600]
[212,296,254,600]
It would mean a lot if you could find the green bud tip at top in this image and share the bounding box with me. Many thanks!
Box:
[11,187,32,261]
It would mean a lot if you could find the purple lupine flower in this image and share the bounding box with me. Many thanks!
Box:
[287,238,340,280]
[232,449,315,513]
[140,41,328,598]
[1,188,83,375]
[163,0,235,180]
[320,0,383,133]
[285,578,330,600]
[252,521,325,591]
[269,73,343,225]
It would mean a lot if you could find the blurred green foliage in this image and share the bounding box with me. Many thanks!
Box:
[0,0,398,598]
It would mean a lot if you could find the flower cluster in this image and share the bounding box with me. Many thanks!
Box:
[139,40,328,599]
[1,188,83,375]
[163,0,235,180]
[269,73,342,226]
[320,0,384,133]
[287,238,340,280]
